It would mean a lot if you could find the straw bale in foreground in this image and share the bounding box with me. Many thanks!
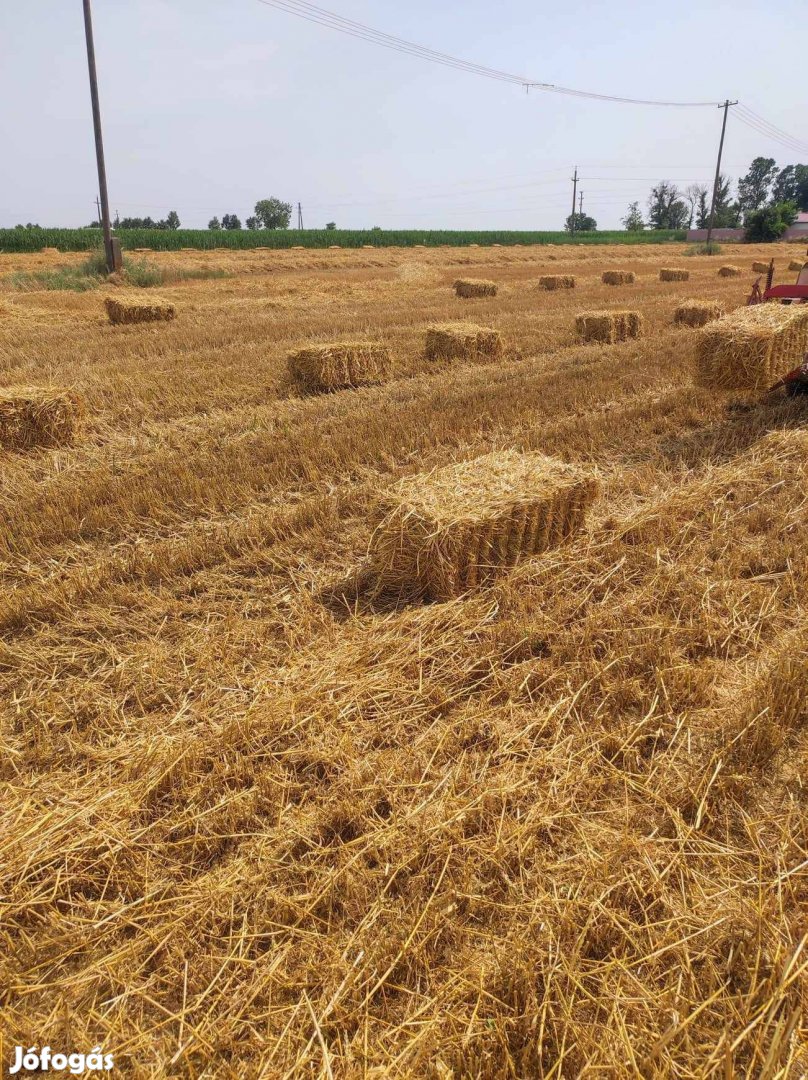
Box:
[718,265,742,277]
[752,261,771,274]
[601,270,635,285]
[105,295,176,325]
[425,323,503,363]
[539,275,575,290]
[674,299,725,328]
[369,450,598,600]
[454,278,498,298]
[576,310,643,344]
[659,268,689,282]
[694,304,808,391]
[288,341,389,393]
[0,387,83,450]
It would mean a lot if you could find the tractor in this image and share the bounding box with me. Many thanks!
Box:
[745,254,808,397]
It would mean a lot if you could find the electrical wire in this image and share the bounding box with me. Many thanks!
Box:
[734,105,808,156]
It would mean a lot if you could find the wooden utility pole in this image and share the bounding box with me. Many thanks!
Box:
[570,167,578,236]
[82,0,119,271]
[705,99,737,251]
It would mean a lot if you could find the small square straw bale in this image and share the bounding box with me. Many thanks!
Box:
[674,299,725,328]
[789,260,806,272]
[718,265,742,277]
[575,309,643,344]
[752,261,771,274]
[694,304,808,392]
[539,275,575,290]
[40,247,59,255]
[368,450,598,600]
[601,270,636,285]
[425,322,503,363]
[454,278,498,298]
[287,341,389,393]
[660,268,689,282]
[105,294,176,325]
[0,387,83,450]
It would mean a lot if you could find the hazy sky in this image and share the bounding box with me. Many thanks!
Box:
[1,0,805,230]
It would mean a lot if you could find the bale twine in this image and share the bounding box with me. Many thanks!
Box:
[368,449,599,601]
[575,310,643,344]
[694,305,808,392]
[660,268,689,282]
[674,300,725,328]
[718,265,742,277]
[287,341,389,393]
[454,278,498,299]
[601,270,636,285]
[425,323,503,364]
[752,261,771,274]
[105,295,176,325]
[789,260,806,273]
[539,275,575,290]
[0,388,83,451]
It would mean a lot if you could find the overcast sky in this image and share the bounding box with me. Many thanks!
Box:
[0,0,805,230]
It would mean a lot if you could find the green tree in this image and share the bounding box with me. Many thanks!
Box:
[564,212,597,233]
[771,164,808,210]
[737,157,778,217]
[325,221,337,231]
[208,217,221,231]
[165,210,180,230]
[221,214,242,230]
[254,198,292,230]
[744,200,797,243]
[647,182,689,229]
[245,216,259,230]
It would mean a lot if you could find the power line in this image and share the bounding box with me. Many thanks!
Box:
[733,105,808,156]
[254,0,721,107]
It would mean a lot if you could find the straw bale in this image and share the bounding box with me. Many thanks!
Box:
[105,295,176,325]
[368,449,598,600]
[425,322,503,363]
[789,260,806,273]
[539,275,575,290]
[718,265,742,277]
[694,304,808,391]
[40,247,59,255]
[601,270,635,285]
[0,387,83,450]
[454,278,498,298]
[659,268,689,282]
[575,310,643,344]
[287,341,389,393]
[132,247,151,253]
[674,299,725,328]
[752,261,771,274]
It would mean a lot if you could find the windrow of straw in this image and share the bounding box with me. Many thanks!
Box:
[104,295,176,325]
[694,303,808,391]
[718,265,742,278]
[660,268,689,282]
[674,299,725,328]
[601,270,635,285]
[425,323,503,364]
[454,278,498,298]
[0,387,83,450]
[287,341,389,393]
[539,275,575,290]
[752,261,771,274]
[367,449,598,601]
[575,310,643,344]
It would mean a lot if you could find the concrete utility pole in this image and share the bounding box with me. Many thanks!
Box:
[297,202,303,230]
[570,167,578,236]
[579,190,584,217]
[82,0,120,271]
[705,99,737,251]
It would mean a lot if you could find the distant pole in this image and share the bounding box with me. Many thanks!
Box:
[570,167,578,236]
[705,99,737,251]
[82,0,115,271]
[297,202,303,230]
[579,190,584,216]
[95,196,101,225]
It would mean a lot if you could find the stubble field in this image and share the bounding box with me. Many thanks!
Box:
[1,241,806,1077]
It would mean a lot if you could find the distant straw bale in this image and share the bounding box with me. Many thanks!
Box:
[575,310,643,344]
[718,265,742,277]
[132,248,151,253]
[694,304,808,392]
[287,341,389,393]
[539,275,575,290]
[660,268,689,282]
[0,387,83,451]
[368,450,598,600]
[105,295,176,325]
[40,247,59,255]
[789,260,806,272]
[601,270,635,285]
[425,323,503,363]
[752,261,771,274]
[674,300,725,328]
[454,278,498,298]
